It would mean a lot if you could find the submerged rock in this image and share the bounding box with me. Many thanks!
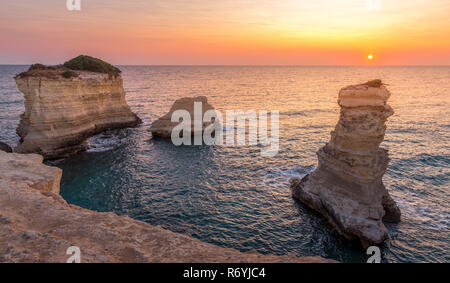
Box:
[14,56,142,159]
[291,80,400,248]
[0,141,12,153]
[150,96,216,138]
[0,151,334,263]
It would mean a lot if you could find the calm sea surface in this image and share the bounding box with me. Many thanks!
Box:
[0,65,449,262]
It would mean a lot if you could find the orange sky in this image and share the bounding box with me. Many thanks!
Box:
[0,0,449,65]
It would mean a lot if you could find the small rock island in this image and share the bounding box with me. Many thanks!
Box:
[151,96,216,138]
[14,55,141,159]
[291,80,401,247]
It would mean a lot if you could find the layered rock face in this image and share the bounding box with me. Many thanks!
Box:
[150,96,216,138]
[0,151,333,263]
[291,80,401,247]
[14,70,141,159]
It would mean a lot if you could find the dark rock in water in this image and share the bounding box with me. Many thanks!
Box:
[0,141,12,153]
[291,80,400,248]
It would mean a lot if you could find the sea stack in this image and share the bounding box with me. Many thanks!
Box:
[14,55,141,159]
[291,79,401,247]
[150,96,216,138]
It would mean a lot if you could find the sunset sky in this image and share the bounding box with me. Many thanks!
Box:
[0,0,449,65]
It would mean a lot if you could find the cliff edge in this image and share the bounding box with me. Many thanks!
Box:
[14,56,141,159]
[291,80,401,248]
[0,151,333,263]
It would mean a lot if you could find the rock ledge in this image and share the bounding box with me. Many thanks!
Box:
[0,151,333,263]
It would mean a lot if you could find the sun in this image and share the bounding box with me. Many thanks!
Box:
[368,54,374,60]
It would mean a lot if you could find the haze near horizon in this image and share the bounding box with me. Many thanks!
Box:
[0,0,449,65]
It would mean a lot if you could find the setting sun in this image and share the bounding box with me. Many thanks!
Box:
[368,54,374,60]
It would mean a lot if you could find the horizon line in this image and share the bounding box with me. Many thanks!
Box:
[1,64,449,67]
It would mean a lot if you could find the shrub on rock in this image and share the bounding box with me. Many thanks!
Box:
[63,55,121,77]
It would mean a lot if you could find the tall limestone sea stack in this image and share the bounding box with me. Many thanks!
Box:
[291,80,401,247]
[14,55,141,159]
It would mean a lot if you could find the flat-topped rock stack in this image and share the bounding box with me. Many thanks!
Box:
[14,55,141,159]
[291,80,401,247]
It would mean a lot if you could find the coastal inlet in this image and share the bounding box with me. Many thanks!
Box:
[0,65,448,263]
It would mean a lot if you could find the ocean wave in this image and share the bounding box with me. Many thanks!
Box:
[0,99,23,105]
[280,109,332,117]
[87,131,121,153]
[392,153,450,168]
[263,165,315,185]
[391,191,450,231]
[223,125,234,131]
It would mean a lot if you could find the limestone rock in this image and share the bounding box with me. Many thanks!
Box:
[0,141,12,153]
[0,151,62,194]
[14,61,141,159]
[150,96,216,138]
[291,80,400,248]
[0,151,334,263]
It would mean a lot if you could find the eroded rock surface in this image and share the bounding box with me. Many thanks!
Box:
[150,96,216,138]
[291,80,400,247]
[0,151,333,263]
[14,62,141,159]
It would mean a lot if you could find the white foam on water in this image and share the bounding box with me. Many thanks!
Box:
[87,132,121,153]
[263,166,315,187]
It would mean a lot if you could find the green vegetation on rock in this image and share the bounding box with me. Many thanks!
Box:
[15,55,120,79]
[63,55,121,77]
[364,79,383,87]
[28,64,49,71]
[61,70,78,79]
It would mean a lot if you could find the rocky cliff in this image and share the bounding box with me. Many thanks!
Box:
[14,59,141,159]
[291,80,401,248]
[0,151,333,263]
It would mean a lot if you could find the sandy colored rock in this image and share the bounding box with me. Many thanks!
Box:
[14,69,141,159]
[291,80,400,248]
[151,96,217,138]
[0,152,61,194]
[0,151,334,263]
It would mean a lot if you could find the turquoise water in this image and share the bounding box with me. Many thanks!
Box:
[0,65,449,262]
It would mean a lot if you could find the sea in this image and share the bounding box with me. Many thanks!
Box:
[0,65,448,262]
